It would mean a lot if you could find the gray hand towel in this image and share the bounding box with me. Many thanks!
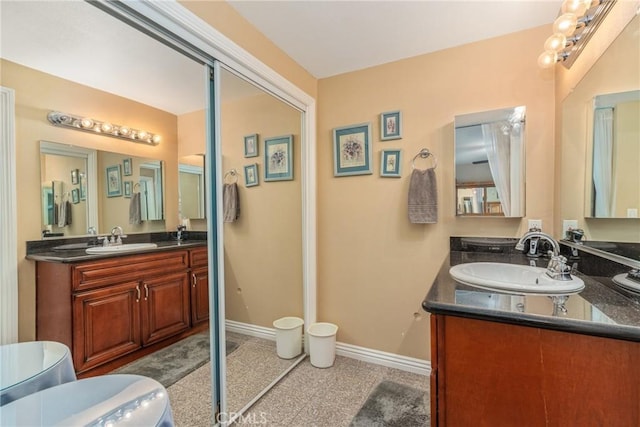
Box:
[223,183,240,223]
[408,168,438,224]
[65,201,72,226]
[129,192,142,225]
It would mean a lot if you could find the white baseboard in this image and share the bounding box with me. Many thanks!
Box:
[225,320,431,376]
[336,342,431,376]
[225,319,275,341]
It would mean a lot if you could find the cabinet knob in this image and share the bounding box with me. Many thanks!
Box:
[144,283,149,301]
[135,285,141,302]
[192,273,197,287]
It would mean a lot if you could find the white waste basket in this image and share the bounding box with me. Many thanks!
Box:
[273,317,304,359]
[307,322,338,368]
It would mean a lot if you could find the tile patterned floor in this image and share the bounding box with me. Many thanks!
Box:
[168,345,429,426]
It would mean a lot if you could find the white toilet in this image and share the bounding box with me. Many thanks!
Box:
[0,341,76,405]
[0,374,174,426]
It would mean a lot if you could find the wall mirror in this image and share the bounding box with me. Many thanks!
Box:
[559,13,639,261]
[40,140,166,237]
[219,66,304,418]
[588,89,639,218]
[179,155,205,220]
[454,106,526,217]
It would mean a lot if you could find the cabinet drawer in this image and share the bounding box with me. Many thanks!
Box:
[73,251,189,292]
[189,247,208,269]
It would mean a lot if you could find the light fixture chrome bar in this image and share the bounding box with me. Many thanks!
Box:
[47,111,161,145]
[560,0,616,68]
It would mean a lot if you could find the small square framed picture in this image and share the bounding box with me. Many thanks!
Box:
[71,169,79,185]
[244,164,259,187]
[123,158,133,176]
[124,180,133,198]
[244,134,259,158]
[380,149,403,178]
[380,110,402,141]
[71,188,80,204]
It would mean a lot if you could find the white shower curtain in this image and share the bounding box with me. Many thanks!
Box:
[593,108,613,217]
[482,122,511,216]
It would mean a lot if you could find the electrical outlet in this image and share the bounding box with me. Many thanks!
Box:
[528,219,542,231]
[627,208,638,218]
[562,220,578,238]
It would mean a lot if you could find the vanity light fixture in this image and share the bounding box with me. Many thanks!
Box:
[47,111,161,145]
[538,0,616,69]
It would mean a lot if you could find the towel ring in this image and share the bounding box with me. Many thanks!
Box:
[133,182,140,192]
[224,169,239,184]
[411,148,437,170]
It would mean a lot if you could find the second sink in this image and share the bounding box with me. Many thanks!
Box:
[449,262,585,295]
[85,243,158,254]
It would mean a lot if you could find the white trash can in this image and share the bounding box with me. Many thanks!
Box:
[273,317,304,359]
[307,322,338,368]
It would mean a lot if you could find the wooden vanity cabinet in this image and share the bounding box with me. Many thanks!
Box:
[189,247,210,325]
[37,249,198,373]
[430,315,640,426]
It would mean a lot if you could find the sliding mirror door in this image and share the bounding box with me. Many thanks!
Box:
[219,67,304,419]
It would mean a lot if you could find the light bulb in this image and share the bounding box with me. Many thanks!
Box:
[138,130,148,140]
[553,13,579,36]
[537,50,558,68]
[561,0,591,17]
[152,134,161,144]
[544,34,567,52]
[80,118,94,128]
[119,126,130,136]
[101,122,113,133]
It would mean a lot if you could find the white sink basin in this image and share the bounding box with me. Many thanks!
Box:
[86,243,158,254]
[449,262,584,295]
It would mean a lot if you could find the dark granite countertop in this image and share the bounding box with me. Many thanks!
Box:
[25,232,207,263]
[423,250,640,343]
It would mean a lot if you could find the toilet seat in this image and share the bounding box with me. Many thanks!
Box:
[0,374,173,426]
[0,341,76,405]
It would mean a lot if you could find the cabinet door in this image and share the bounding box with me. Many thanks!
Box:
[141,272,191,345]
[73,281,142,373]
[191,267,210,325]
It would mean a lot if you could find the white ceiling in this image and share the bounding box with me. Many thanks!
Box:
[0,0,562,114]
[228,0,562,78]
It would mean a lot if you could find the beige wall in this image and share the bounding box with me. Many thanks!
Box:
[317,26,555,360]
[556,11,640,243]
[1,60,179,340]
[178,109,206,157]
[221,90,303,327]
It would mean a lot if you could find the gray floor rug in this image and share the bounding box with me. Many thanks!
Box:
[350,380,429,427]
[113,331,239,388]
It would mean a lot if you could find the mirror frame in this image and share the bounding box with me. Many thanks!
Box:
[179,162,205,220]
[40,140,98,232]
[454,106,526,217]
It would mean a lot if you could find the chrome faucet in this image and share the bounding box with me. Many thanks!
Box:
[516,231,572,281]
[515,230,560,257]
[176,225,187,241]
[109,226,126,245]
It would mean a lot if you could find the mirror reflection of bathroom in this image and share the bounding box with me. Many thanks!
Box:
[589,90,640,218]
[178,155,206,221]
[219,66,305,416]
[454,106,526,217]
